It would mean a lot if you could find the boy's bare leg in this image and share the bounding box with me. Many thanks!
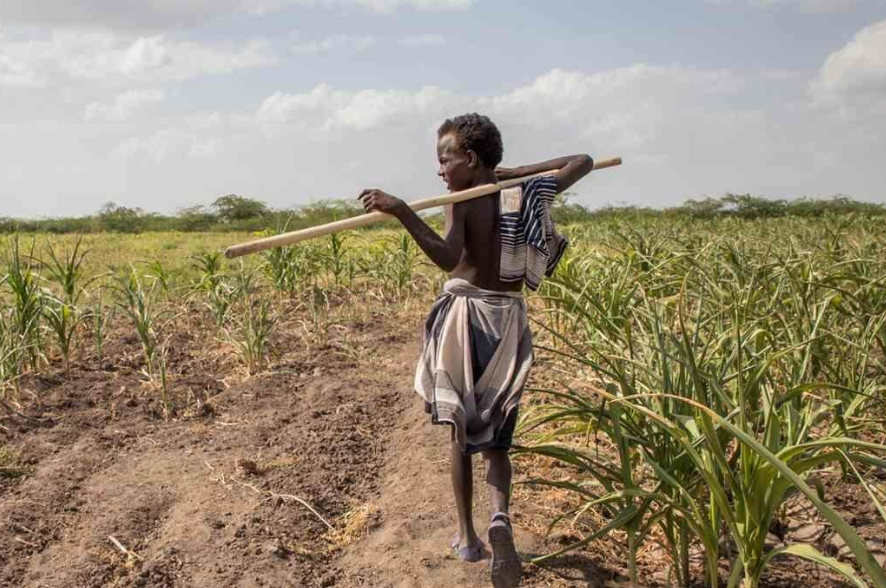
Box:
[451,441,482,552]
[484,448,522,588]
[483,448,512,515]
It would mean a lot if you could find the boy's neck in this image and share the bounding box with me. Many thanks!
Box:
[466,169,498,190]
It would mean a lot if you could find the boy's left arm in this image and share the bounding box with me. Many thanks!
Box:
[496,154,594,193]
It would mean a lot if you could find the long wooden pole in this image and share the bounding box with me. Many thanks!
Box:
[224,156,622,259]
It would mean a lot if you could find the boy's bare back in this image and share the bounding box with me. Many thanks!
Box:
[445,195,521,292]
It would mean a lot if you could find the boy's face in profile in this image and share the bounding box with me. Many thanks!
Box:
[436,132,476,193]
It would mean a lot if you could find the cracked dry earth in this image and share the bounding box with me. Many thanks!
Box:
[0,311,600,588]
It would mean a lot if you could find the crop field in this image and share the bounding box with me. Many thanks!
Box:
[1,214,885,588]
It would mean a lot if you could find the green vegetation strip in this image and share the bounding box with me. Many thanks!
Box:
[1,212,885,588]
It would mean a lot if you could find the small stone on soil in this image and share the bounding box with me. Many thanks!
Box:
[788,522,825,543]
[264,540,286,558]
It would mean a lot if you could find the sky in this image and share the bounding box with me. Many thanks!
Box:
[1,0,885,218]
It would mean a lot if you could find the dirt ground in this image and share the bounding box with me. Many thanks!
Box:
[0,306,879,588]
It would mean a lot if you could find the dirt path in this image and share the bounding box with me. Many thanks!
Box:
[336,340,584,588]
[0,314,599,588]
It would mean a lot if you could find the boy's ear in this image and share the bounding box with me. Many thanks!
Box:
[466,149,479,169]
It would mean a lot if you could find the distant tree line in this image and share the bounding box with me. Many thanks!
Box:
[0,193,883,234]
[0,195,365,234]
[550,193,886,224]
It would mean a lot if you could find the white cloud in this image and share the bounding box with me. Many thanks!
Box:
[0,32,277,88]
[0,53,44,87]
[287,32,444,55]
[399,33,446,46]
[0,0,474,31]
[478,66,746,155]
[64,35,277,82]
[3,62,884,218]
[189,137,223,157]
[238,67,780,211]
[811,19,886,117]
[290,34,377,54]
[239,65,880,208]
[120,36,173,75]
[85,89,166,122]
[256,84,339,125]
[111,128,222,162]
[335,86,453,129]
[254,65,747,149]
[256,83,455,130]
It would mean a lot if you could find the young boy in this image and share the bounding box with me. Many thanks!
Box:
[359,113,594,588]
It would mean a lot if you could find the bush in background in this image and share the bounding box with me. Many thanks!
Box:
[2,192,883,235]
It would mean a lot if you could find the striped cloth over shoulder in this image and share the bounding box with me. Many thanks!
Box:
[499,174,568,291]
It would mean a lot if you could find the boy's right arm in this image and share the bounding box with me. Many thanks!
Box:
[358,188,465,272]
[395,202,465,272]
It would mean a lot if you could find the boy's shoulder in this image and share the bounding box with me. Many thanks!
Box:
[455,191,499,228]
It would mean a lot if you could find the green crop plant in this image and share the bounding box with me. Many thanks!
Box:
[265,244,316,298]
[260,220,307,297]
[226,295,275,374]
[87,293,115,364]
[144,260,173,296]
[42,294,87,377]
[206,280,237,328]
[3,236,45,370]
[114,267,161,380]
[519,219,886,588]
[263,244,300,296]
[0,305,24,397]
[522,243,710,586]
[377,233,417,299]
[203,263,257,329]
[42,234,93,305]
[231,262,259,298]
[308,284,333,348]
[325,232,356,287]
[192,251,223,292]
[154,337,173,419]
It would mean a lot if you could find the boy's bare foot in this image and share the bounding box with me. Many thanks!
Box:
[450,534,487,563]
[488,513,522,588]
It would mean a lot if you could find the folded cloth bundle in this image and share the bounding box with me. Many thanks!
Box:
[414,278,533,454]
[499,174,569,291]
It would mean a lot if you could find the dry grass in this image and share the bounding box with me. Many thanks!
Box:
[325,501,380,548]
[0,445,30,479]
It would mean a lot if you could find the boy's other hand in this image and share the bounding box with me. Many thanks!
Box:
[358,189,407,216]
[494,167,519,182]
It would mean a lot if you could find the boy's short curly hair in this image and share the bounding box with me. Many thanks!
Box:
[437,113,503,169]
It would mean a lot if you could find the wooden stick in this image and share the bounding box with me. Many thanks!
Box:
[224,156,622,259]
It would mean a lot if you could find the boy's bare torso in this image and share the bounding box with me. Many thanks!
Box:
[445,194,522,293]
